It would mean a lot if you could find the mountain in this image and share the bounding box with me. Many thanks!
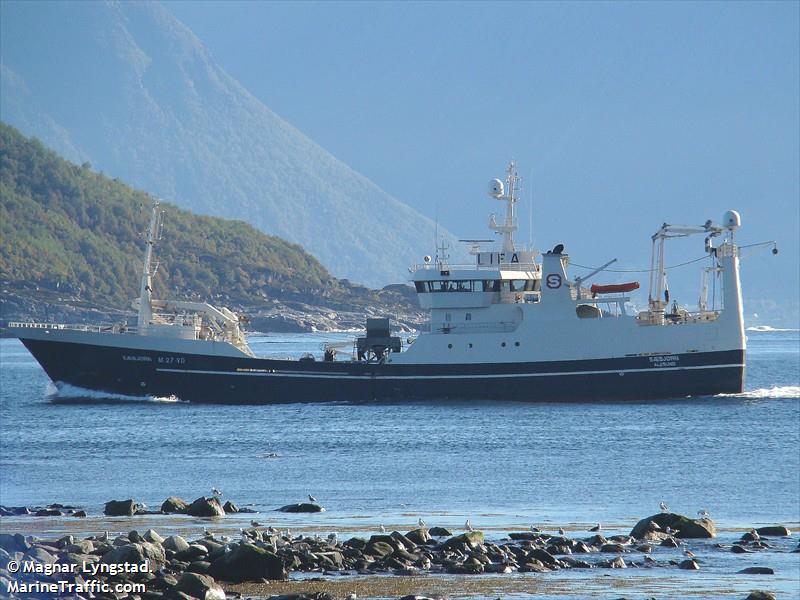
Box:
[0,0,454,288]
[0,122,422,330]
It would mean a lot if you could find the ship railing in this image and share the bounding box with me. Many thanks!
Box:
[8,322,138,334]
[410,262,540,273]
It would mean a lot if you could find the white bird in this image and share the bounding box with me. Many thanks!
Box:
[665,526,678,535]
[327,532,338,543]
[308,494,317,503]
[418,518,426,528]
[379,524,386,533]
[749,529,760,541]
[530,524,540,532]
[465,519,474,532]
[660,501,669,513]
[211,487,222,497]
[590,523,602,532]
[697,509,710,520]
[558,527,565,536]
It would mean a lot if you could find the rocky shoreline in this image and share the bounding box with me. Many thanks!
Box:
[1,495,795,600]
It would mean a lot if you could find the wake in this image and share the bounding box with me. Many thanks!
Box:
[50,383,185,403]
[717,385,800,399]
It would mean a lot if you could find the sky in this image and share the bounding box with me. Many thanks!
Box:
[166,1,799,320]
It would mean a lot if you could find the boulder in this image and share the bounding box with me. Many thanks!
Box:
[101,542,165,568]
[738,567,775,575]
[174,572,226,600]
[755,526,791,537]
[440,531,484,550]
[405,528,430,545]
[144,529,164,544]
[276,503,325,513]
[72,510,87,517]
[208,543,286,582]
[630,513,715,539]
[0,534,29,553]
[104,499,138,516]
[679,558,700,570]
[428,527,452,537]
[222,501,239,514]
[364,541,395,557]
[163,535,191,553]
[745,592,776,600]
[161,496,189,514]
[34,509,62,516]
[187,497,226,517]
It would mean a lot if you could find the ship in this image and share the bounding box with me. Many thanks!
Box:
[9,163,750,403]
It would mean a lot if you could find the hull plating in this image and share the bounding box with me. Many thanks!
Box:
[20,337,745,404]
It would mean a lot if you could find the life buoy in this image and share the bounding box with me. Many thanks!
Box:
[590,282,640,294]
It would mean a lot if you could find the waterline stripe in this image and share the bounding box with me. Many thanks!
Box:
[157,363,744,380]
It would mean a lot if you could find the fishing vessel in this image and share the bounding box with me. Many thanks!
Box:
[10,163,752,402]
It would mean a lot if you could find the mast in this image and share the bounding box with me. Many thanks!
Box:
[488,161,520,253]
[137,201,162,333]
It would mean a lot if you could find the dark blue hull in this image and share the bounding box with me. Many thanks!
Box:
[20,338,745,403]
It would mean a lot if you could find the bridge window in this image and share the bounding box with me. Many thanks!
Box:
[465,313,472,321]
[482,280,500,292]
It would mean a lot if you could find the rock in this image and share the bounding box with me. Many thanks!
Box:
[104,499,138,516]
[66,541,94,554]
[129,530,143,543]
[161,496,189,513]
[755,526,791,537]
[630,513,715,539]
[144,529,164,544]
[174,572,226,600]
[679,559,700,570]
[364,541,395,557]
[0,533,29,553]
[163,535,191,553]
[222,501,239,514]
[187,496,226,517]
[101,541,165,568]
[277,503,325,513]
[188,560,212,574]
[428,527,452,537]
[738,567,775,575]
[745,592,776,600]
[34,508,62,516]
[660,537,680,548]
[72,510,87,518]
[209,542,286,582]
[600,543,627,553]
[440,531,485,550]
[732,545,752,554]
[25,547,57,564]
[446,562,484,574]
[405,528,430,545]
[508,532,539,541]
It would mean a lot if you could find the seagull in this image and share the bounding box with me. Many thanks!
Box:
[379,524,386,533]
[644,554,656,564]
[465,519,474,532]
[558,527,565,536]
[660,501,669,513]
[211,487,222,498]
[589,523,602,532]
[251,520,262,528]
[749,529,760,541]
[683,549,695,559]
[418,518,426,528]
[530,525,540,533]
[308,495,317,503]
[648,520,662,531]
[327,532,338,543]
[665,526,678,535]
[697,509,710,520]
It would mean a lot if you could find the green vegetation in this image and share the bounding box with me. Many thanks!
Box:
[0,123,383,311]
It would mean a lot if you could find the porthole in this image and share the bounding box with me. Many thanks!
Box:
[468,343,473,348]
[501,342,506,348]
[515,341,520,347]
[448,343,453,349]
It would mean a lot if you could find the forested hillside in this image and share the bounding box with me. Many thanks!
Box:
[0,123,415,323]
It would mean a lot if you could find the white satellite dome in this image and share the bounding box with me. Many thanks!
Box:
[723,210,741,230]
[488,178,504,198]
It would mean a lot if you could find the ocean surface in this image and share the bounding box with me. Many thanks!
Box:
[1,328,799,598]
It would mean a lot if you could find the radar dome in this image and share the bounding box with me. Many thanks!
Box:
[723,210,741,230]
[488,178,504,198]
[423,255,432,264]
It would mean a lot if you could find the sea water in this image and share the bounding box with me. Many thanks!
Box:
[1,329,798,598]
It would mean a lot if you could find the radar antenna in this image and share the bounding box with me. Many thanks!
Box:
[487,161,520,253]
